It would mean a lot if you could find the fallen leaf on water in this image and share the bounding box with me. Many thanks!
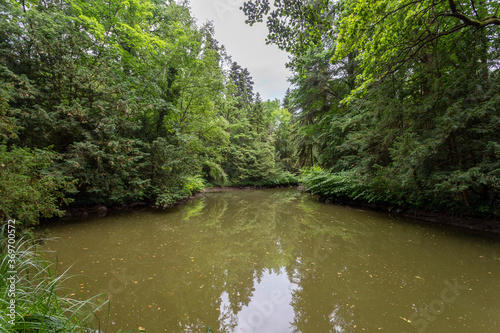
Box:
[138,327,146,332]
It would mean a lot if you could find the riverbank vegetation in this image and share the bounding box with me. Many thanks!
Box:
[0,0,498,331]
[1,0,499,225]
[244,0,500,218]
[0,0,297,229]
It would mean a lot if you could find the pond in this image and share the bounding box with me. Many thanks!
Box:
[41,188,500,332]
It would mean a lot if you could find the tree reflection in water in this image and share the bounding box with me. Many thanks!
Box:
[43,189,500,333]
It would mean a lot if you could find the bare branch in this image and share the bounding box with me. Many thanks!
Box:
[469,0,480,20]
[444,12,500,27]
[448,0,458,12]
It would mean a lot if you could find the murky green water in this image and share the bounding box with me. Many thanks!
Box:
[41,188,500,332]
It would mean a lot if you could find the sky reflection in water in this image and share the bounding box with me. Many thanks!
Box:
[42,189,500,333]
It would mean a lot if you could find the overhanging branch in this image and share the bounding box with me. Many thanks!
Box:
[447,0,500,27]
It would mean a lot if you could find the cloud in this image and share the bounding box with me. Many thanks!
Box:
[189,0,291,101]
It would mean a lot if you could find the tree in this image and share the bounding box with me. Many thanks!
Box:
[243,0,500,216]
[229,61,255,108]
[242,0,336,60]
[0,0,299,224]
[335,0,500,99]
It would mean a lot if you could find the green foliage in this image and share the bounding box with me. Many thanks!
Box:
[0,146,76,227]
[183,176,206,196]
[300,167,365,200]
[268,170,299,186]
[202,160,228,187]
[335,0,500,101]
[242,0,336,63]
[0,0,303,229]
[64,139,150,205]
[0,0,300,224]
[154,186,190,208]
[222,61,299,187]
[0,229,106,332]
[246,0,500,217]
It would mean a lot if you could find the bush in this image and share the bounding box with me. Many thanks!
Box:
[227,170,299,187]
[154,175,206,208]
[300,167,367,200]
[299,167,479,214]
[183,175,206,196]
[0,145,76,228]
[267,171,299,186]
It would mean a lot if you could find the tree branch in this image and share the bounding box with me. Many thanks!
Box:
[446,0,500,28]
[448,0,458,13]
[444,12,500,27]
[469,0,480,20]
[383,22,467,78]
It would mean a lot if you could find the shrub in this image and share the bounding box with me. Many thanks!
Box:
[300,167,366,200]
[0,146,76,228]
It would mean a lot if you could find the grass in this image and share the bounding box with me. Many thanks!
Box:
[0,225,108,333]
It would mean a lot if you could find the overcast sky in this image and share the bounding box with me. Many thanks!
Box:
[188,0,291,101]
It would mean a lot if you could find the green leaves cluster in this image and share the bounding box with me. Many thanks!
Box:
[224,65,299,186]
[0,0,297,227]
[0,147,76,228]
[245,0,500,217]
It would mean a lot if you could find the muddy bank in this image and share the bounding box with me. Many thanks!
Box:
[56,201,150,219]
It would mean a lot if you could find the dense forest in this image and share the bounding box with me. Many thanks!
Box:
[1,0,499,229]
[245,0,500,218]
[0,0,297,228]
[0,0,499,331]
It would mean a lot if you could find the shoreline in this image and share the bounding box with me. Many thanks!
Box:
[48,186,500,238]
[315,195,500,239]
[49,185,296,220]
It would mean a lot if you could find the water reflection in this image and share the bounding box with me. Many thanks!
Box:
[220,268,297,333]
[41,189,500,332]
